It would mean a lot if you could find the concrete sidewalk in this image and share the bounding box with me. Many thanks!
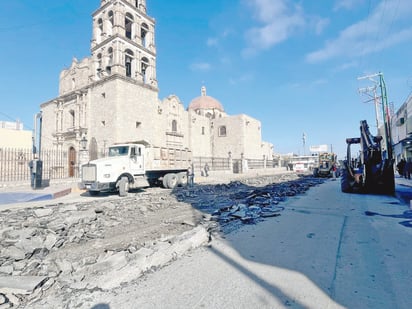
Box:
[395,175,412,206]
[0,179,80,206]
[395,175,412,187]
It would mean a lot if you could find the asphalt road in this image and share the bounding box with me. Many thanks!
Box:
[49,178,411,309]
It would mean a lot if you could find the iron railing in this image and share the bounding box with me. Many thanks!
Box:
[0,147,78,183]
[0,148,277,184]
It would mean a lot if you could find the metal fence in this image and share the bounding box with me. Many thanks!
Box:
[0,147,77,183]
[0,148,277,184]
[193,157,276,174]
[192,157,231,172]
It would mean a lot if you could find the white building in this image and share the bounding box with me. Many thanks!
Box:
[0,121,32,149]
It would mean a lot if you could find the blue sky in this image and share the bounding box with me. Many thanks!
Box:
[1,0,412,158]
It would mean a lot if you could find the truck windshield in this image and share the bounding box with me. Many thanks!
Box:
[108,146,129,157]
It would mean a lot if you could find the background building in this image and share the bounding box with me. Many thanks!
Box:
[40,0,273,174]
[0,121,32,149]
[391,95,412,162]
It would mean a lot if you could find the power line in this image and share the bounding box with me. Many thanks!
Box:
[359,0,373,72]
[0,111,19,122]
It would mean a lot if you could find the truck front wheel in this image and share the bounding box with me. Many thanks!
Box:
[119,177,129,197]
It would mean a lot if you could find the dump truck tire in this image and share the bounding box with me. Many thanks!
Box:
[177,172,187,186]
[119,176,129,197]
[166,173,178,189]
[162,174,170,188]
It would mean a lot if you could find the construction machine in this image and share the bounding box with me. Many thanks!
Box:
[313,152,337,178]
[341,120,394,194]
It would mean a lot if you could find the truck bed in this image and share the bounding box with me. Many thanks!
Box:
[145,146,191,171]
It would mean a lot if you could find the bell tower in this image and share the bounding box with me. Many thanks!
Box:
[91,0,157,88]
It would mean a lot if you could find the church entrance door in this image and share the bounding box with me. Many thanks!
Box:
[69,147,76,177]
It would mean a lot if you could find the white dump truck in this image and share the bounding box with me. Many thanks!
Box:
[81,142,191,196]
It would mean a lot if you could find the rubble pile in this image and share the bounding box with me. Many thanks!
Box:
[0,192,207,308]
[175,174,325,232]
[0,173,326,308]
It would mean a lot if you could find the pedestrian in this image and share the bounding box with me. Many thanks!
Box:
[397,158,406,177]
[187,162,194,187]
[406,158,412,180]
[204,163,209,177]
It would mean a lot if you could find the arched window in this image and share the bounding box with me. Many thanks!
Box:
[219,126,226,137]
[107,11,114,36]
[69,110,75,128]
[96,18,104,43]
[125,49,134,77]
[98,18,103,32]
[172,120,177,132]
[141,23,149,47]
[125,13,133,39]
[108,11,114,26]
[141,57,149,83]
[107,47,113,74]
[97,53,102,74]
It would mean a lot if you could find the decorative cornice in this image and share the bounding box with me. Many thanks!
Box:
[40,73,158,108]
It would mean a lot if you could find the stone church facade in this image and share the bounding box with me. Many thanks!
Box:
[40,0,274,171]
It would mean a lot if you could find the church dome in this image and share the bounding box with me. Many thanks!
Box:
[188,86,224,112]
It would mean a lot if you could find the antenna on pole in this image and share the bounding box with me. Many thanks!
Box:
[358,73,382,130]
[357,72,392,159]
[302,132,306,155]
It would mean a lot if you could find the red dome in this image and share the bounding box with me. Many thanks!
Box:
[188,86,224,112]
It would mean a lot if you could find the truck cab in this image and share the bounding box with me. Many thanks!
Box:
[81,144,146,196]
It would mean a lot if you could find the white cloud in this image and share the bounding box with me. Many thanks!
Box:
[242,0,305,56]
[334,61,358,72]
[313,17,330,35]
[190,62,212,72]
[207,37,218,47]
[334,0,365,11]
[307,0,412,63]
[229,73,254,85]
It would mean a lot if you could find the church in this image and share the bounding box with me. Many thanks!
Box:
[40,0,274,172]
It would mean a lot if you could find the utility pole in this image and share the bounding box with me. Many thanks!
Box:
[358,84,381,129]
[302,132,306,156]
[357,72,392,160]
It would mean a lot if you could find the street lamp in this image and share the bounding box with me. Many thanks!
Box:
[80,136,88,150]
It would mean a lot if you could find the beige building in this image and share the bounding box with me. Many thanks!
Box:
[40,0,273,171]
[0,121,32,149]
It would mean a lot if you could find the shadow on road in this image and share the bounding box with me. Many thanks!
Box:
[170,175,347,307]
[365,209,412,228]
[168,173,411,308]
